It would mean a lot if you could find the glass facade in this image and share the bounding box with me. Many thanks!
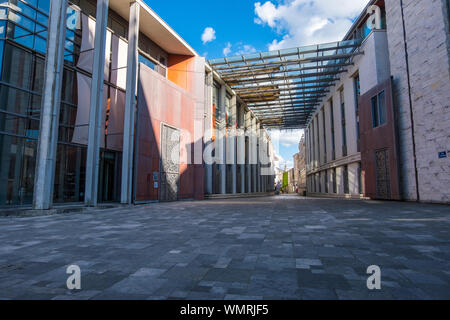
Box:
[354,74,361,152]
[371,90,386,128]
[0,0,170,206]
[340,89,347,157]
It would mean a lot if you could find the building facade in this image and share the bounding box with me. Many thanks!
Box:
[0,0,275,209]
[305,0,450,203]
[293,136,307,195]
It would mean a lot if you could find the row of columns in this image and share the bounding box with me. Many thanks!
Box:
[33,0,139,209]
[204,74,273,195]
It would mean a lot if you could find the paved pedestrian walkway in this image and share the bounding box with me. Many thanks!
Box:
[0,196,449,300]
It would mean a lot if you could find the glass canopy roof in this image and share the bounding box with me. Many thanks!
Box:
[208,39,363,129]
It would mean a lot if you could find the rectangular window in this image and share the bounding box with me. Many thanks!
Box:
[311,122,316,167]
[318,172,321,193]
[340,89,347,157]
[321,107,326,163]
[329,98,335,160]
[332,168,337,194]
[325,170,329,193]
[343,165,349,194]
[358,162,363,195]
[371,90,387,128]
[225,93,232,128]
[354,74,361,152]
[316,115,320,164]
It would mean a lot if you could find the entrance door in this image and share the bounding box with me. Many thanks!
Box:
[99,151,118,202]
[160,125,180,202]
[375,149,391,199]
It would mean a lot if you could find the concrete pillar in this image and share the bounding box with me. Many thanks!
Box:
[245,111,252,193]
[33,0,68,210]
[229,95,237,194]
[219,85,226,194]
[84,0,109,207]
[251,116,257,193]
[237,106,246,193]
[256,122,261,193]
[204,72,213,195]
[121,1,140,204]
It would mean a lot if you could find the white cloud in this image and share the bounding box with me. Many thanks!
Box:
[223,42,232,56]
[269,129,304,148]
[201,27,216,44]
[235,44,257,55]
[223,43,258,57]
[254,0,369,50]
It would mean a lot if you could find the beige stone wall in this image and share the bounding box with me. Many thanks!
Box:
[386,0,450,203]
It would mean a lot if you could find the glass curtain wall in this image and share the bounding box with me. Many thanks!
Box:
[0,0,169,206]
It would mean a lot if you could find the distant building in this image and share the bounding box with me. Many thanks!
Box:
[293,135,307,195]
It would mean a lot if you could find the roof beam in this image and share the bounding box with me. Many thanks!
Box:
[234,78,339,91]
[215,53,359,73]
[209,42,361,66]
[247,96,326,106]
[222,63,352,81]
[229,71,346,85]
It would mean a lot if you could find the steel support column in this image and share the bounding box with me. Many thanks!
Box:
[121,1,140,204]
[237,107,246,193]
[204,72,213,195]
[85,0,109,207]
[230,95,237,194]
[256,122,261,193]
[251,116,257,193]
[246,111,252,193]
[219,85,226,194]
[33,0,68,210]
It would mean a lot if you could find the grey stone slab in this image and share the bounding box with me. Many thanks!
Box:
[0,195,449,299]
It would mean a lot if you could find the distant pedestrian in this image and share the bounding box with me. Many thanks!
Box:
[275,182,281,195]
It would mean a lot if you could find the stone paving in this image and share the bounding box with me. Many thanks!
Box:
[0,195,449,300]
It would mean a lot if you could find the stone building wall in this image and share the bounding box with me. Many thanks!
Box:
[385,0,450,203]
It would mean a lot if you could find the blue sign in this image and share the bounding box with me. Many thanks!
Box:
[438,151,447,159]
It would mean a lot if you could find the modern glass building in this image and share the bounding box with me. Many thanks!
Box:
[0,0,276,209]
[0,0,175,206]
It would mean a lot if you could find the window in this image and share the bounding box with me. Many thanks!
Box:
[340,89,347,157]
[358,162,363,195]
[321,107,327,163]
[225,93,232,128]
[329,98,335,160]
[354,74,361,152]
[316,115,320,164]
[371,90,387,128]
[138,54,156,70]
[319,172,322,193]
[332,168,337,194]
[343,165,349,194]
[309,126,313,167]
[311,122,316,167]
[324,170,329,194]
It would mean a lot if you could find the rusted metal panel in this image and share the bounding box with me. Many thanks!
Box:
[359,78,401,200]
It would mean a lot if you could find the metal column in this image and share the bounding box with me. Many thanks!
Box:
[85,0,109,207]
[256,122,261,193]
[251,116,257,193]
[204,72,213,195]
[219,85,226,194]
[121,1,140,204]
[33,0,68,210]
[230,95,237,194]
[237,107,246,193]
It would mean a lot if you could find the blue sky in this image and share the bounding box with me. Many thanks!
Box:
[145,0,274,59]
[144,0,369,168]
